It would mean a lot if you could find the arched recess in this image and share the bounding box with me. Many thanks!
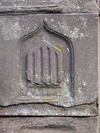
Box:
[17,20,74,97]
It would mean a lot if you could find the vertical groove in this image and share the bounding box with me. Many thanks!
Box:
[42,46,50,84]
[55,53,58,83]
[33,53,35,83]
[34,49,41,84]
[27,53,33,82]
[48,47,51,84]
[50,50,57,84]
[58,52,63,83]
[40,47,43,84]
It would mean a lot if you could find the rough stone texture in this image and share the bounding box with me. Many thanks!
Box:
[0,14,98,119]
[98,16,100,133]
[0,14,98,108]
[97,0,100,6]
[0,0,98,14]
[0,1,98,133]
[0,117,97,133]
[0,102,97,116]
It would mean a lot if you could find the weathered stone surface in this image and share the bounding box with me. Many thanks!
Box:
[97,0,100,6]
[0,0,98,14]
[0,102,97,116]
[0,1,98,133]
[0,14,98,108]
[98,16,100,133]
[0,117,97,133]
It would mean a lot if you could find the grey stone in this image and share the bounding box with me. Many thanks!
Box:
[0,102,97,116]
[0,1,98,133]
[0,14,98,108]
[0,117,98,133]
[0,0,98,14]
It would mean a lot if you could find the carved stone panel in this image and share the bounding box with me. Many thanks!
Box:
[0,14,98,108]
[15,20,74,105]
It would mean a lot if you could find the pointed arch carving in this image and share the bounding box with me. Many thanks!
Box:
[17,20,74,97]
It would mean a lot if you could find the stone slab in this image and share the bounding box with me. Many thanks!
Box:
[0,14,98,108]
[0,117,98,133]
[0,0,98,14]
[0,102,97,116]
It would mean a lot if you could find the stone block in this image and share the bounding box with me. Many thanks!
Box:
[0,117,98,133]
[0,14,98,108]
